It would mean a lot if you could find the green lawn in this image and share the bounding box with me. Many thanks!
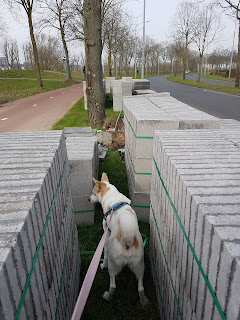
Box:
[168,75,240,94]
[0,78,77,104]
[78,151,160,320]
[0,70,83,104]
[0,69,83,81]
[52,94,119,131]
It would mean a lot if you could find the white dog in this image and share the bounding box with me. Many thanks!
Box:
[89,172,148,305]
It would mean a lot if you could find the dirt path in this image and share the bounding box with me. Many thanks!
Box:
[0,83,83,133]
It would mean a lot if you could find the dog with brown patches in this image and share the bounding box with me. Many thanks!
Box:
[89,173,148,305]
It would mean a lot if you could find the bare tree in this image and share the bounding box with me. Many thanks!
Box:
[2,39,21,69]
[23,34,63,70]
[194,4,221,82]
[215,0,240,87]
[0,15,7,39]
[39,0,74,82]
[83,0,105,126]
[173,38,184,76]
[5,0,43,87]
[170,1,199,79]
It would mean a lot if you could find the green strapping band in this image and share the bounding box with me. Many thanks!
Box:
[125,144,152,176]
[80,251,96,255]
[124,115,153,139]
[150,202,183,320]
[55,210,74,320]
[152,157,226,320]
[74,210,94,213]
[14,157,68,320]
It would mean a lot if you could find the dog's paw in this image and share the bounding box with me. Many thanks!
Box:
[103,291,111,301]
[100,262,107,270]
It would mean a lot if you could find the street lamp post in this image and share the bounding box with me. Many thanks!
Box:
[141,0,146,79]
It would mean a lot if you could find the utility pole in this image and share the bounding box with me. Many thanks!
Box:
[141,0,146,79]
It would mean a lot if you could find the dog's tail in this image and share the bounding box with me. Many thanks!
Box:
[121,234,139,251]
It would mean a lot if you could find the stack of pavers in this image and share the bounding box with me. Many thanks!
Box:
[105,77,115,94]
[123,93,220,219]
[111,79,133,111]
[150,128,240,319]
[134,89,157,95]
[218,118,240,148]
[132,79,150,94]
[0,131,80,320]
[64,127,99,225]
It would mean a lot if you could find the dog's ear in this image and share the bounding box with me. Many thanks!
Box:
[101,172,109,182]
[93,178,99,184]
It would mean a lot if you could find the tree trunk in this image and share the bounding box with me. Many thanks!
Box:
[235,20,240,88]
[107,42,111,77]
[28,10,43,88]
[60,19,73,82]
[183,38,188,79]
[113,53,116,77]
[198,54,203,82]
[83,0,105,127]
[174,58,178,77]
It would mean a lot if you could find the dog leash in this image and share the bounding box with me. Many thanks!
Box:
[71,209,114,320]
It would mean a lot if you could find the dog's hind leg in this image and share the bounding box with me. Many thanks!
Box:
[101,231,110,270]
[101,222,109,270]
[137,275,148,306]
[103,259,121,301]
[130,262,148,306]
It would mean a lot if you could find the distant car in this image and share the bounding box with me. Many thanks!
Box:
[185,70,190,74]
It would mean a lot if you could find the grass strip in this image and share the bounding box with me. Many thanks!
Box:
[168,75,240,95]
[201,73,235,82]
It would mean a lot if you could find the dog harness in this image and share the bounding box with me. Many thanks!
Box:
[103,201,129,221]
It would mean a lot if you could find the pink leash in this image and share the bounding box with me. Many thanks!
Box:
[71,210,113,320]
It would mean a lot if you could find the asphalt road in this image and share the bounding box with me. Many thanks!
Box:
[148,75,240,121]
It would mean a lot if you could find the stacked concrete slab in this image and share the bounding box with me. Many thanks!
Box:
[218,119,240,149]
[111,79,132,111]
[134,89,157,95]
[150,129,240,319]
[132,79,150,93]
[105,77,115,94]
[64,128,99,225]
[122,77,133,81]
[0,131,80,320]
[123,93,220,219]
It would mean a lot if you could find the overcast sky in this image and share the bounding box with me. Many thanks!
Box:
[0,0,237,62]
